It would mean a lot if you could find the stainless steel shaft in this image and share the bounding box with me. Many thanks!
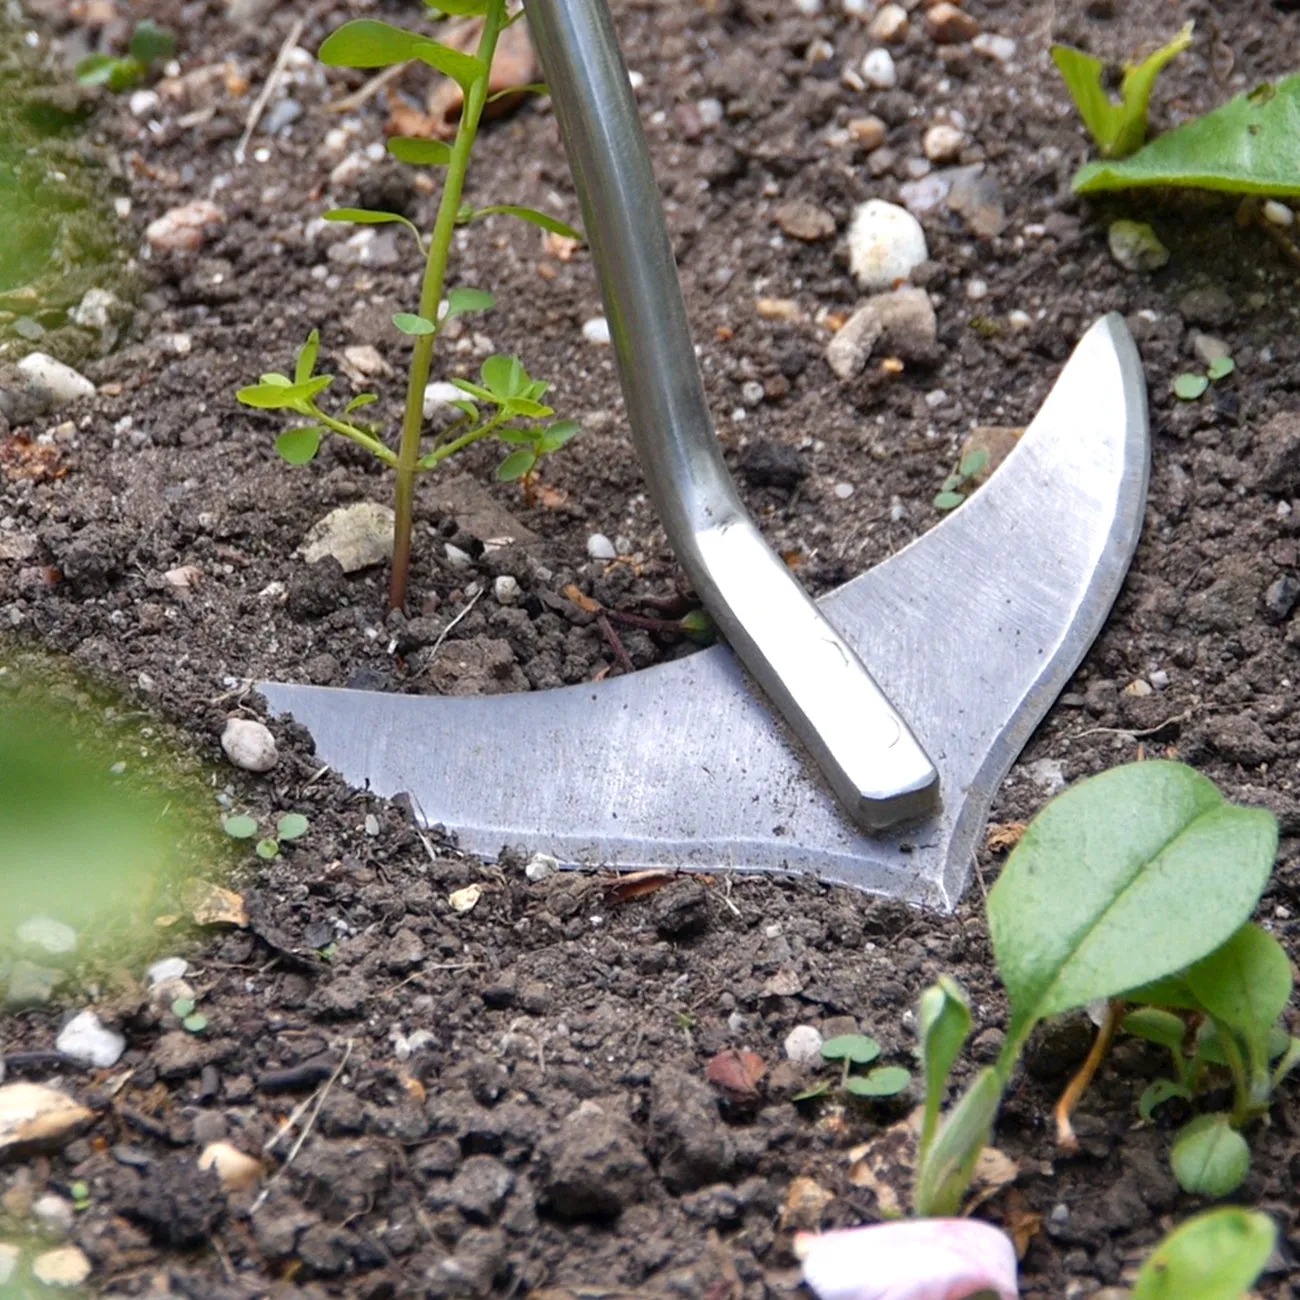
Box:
[522,0,939,830]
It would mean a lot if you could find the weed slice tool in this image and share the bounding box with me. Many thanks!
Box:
[261,0,1148,908]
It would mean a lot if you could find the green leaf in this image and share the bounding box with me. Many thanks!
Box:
[222,814,258,840]
[1138,1078,1193,1122]
[934,491,966,511]
[393,312,437,336]
[128,19,175,65]
[914,1066,1002,1218]
[276,426,325,465]
[345,393,378,413]
[256,838,281,860]
[918,977,972,1163]
[319,20,425,67]
[470,204,583,239]
[1124,974,1205,1011]
[539,419,581,455]
[294,330,320,384]
[820,1034,880,1066]
[481,354,529,399]
[75,54,123,87]
[1170,1113,1251,1198]
[238,375,333,410]
[791,1082,832,1102]
[387,137,453,167]
[323,209,424,247]
[412,41,486,92]
[1122,1007,1188,1056]
[845,1066,911,1098]
[276,813,310,841]
[1132,1208,1276,1300]
[259,373,293,386]
[182,1013,208,1033]
[496,428,540,445]
[170,997,195,1018]
[502,397,553,419]
[679,609,716,645]
[1193,1017,1233,1068]
[445,287,496,318]
[1207,356,1235,382]
[958,448,989,480]
[424,0,490,13]
[488,81,548,104]
[1271,1036,1300,1087]
[1051,21,1193,159]
[496,449,537,482]
[1174,373,1209,401]
[448,399,479,421]
[1074,74,1300,197]
[450,379,497,405]
[989,762,1277,1054]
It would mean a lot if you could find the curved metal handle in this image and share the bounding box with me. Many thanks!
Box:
[523,0,938,830]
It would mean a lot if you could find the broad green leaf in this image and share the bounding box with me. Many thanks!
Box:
[958,448,989,480]
[821,1035,880,1066]
[276,813,310,841]
[539,419,581,455]
[845,1066,910,1098]
[496,428,539,446]
[256,838,281,860]
[1121,973,1204,1012]
[488,81,548,104]
[988,762,1277,1052]
[1138,1078,1192,1122]
[323,209,424,247]
[294,329,320,384]
[128,19,175,65]
[237,375,333,409]
[412,40,485,91]
[914,1067,1002,1218]
[345,393,378,413]
[222,814,258,839]
[481,354,528,399]
[1122,1007,1187,1056]
[1170,1114,1250,1198]
[393,312,437,336]
[424,0,490,13]
[319,20,424,68]
[502,397,553,419]
[918,977,972,1163]
[275,427,325,465]
[1074,74,1300,197]
[445,287,496,318]
[470,204,583,239]
[934,491,965,511]
[1133,1208,1276,1300]
[496,449,536,482]
[1051,22,1193,159]
[1207,356,1235,382]
[1193,1017,1233,1068]
[387,137,453,167]
[1174,373,1209,401]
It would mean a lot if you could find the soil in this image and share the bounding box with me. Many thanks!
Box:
[3,0,1300,1294]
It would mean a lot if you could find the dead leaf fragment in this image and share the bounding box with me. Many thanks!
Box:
[985,822,1026,853]
[603,870,676,904]
[0,1083,94,1164]
[180,878,249,928]
[780,1175,834,1231]
[2,433,67,483]
[705,1049,767,1102]
[762,967,803,998]
[1003,1189,1042,1259]
[562,582,602,615]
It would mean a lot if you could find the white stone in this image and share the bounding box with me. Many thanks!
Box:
[793,0,822,13]
[860,47,897,89]
[300,501,395,573]
[423,380,463,419]
[1023,757,1065,795]
[741,380,765,406]
[1007,309,1031,331]
[867,3,907,41]
[784,1024,824,1065]
[493,575,521,605]
[0,1083,93,1160]
[923,124,964,164]
[220,717,279,773]
[1191,333,1231,368]
[56,1011,126,1069]
[129,88,160,117]
[1263,200,1294,228]
[32,1245,92,1289]
[833,482,855,499]
[847,200,928,291]
[971,32,1016,62]
[697,98,723,129]
[443,543,473,570]
[329,151,370,188]
[145,200,226,253]
[32,1192,75,1237]
[342,344,389,379]
[582,316,611,346]
[525,851,559,883]
[163,563,202,591]
[17,916,77,956]
[69,287,122,332]
[966,278,988,301]
[586,533,617,561]
[199,1141,263,1191]
[147,957,189,986]
[1150,669,1170,689]
[17,353,95,407]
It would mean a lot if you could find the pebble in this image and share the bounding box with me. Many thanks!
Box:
[145,200,226,253]
[899,173,949,216]
[741,380,766,406]
[1008,309,1032,330]
[1177,285,1235,328]
[1149,669,1170,689]
[1263,575,1300,624]
[0,1082,94,1160]
[163,564,201,591]
[493,575,521,605]
[971,32,1016,62]
[1023,757,1065,795]
[129,88,160,117]
[1123,679,1152,698]
[586,533,617,561]
[16,916,77,958]
[773,200,836,242]
[867,3,908,41]
[56,1010,126,1069]
[860,48,897,89]
[947,164,1006,237]
[262,96,302,135]
[16,353,95,408]
[697,97,723,129]
[783,1024,824,1065]
[32,1193,75,1237]
[32,1245,92,1289]
[300,501,395,573]
[846,200,928,291]
[69,287,124,332]
[220,717,279,773]
[582,316,611,346]
[525,851,559,883]
[342,344,389,380]
[1263,200,1294,228]
[1107,219,1169,273]
[793,0,822,14]
[423,379,463,419]
[328,151,370,188]
[925,1,979,42]
[833,482,855,500]
[199,1141,263,1191]
[1191,333,1231,368]
[847,115,887,150]
[922,124,964,164]
[825,286,937,380]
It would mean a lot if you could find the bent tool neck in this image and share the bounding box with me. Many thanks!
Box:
[523,0,939,830]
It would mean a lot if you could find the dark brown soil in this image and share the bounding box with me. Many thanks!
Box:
[3,0,1300,1294]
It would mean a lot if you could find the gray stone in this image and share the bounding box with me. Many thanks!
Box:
[1255,414,1300,495]
[649,1068,736,1193]
[1178,286,1235,327]
[1262,574,1300,624]
[1190,333,1231,368]
[384,928,426,974]
[947,164,1006,237]
[825,287,937,381]
[449,1154,514,1221]
[427,636,529,696]
[1107,220,1169,273]
[536,1101,653,1219]
[300,502,395,574]
[263,97,303,135]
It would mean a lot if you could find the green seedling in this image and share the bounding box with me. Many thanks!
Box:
[76,20,175,92]
[170,996,209,1035]
[238,2,583,611]
[222,811,310,860]
[1174,355,1235,402]
[69,1181,91,1212]
[910,761,1278,1217]
[1133,1207,1275,1300]
[793,1034,911,1102]
[933,448,989,512]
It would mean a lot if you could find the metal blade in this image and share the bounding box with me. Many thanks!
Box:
[261,313,1148,909]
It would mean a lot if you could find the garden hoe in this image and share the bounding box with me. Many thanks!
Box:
[261,0,1149,909]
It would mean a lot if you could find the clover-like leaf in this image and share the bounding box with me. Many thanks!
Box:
[1174,373,1209,401]
[387,137,453,166]
[76,54,124,88]
[481,354,529,399]
[958,448,989,480]
[497,449,537,482]
[1207,356,1235,382]
[222,814,258,839]
[934,490,966,511]
[539,419,581,455]
[445,287,496,318]
[345,393,378,413]
[276,426,325,465]
[256,838,281,860]
[821,1034,880,1066]
[412,41,486,91]
[393,312,437,336]
[182,1013,208,1034]
[276,813,310,841]
[319,20,425,67]
[237,375,333,409]
[171,996,196,1018]
[845,1066,911,1098]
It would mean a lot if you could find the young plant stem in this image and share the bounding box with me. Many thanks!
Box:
[388,0,505,612]
[1053,1000,1121,1153]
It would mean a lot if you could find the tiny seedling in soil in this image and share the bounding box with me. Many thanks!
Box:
[793,1034,912,1102]
[69,1181,92,1212]
[170,996,208,1035]
[76,20,174,92]
[238,0,583,612]
[934,448,988,512]
[1173,355,1235,401]
[222,811,309,860]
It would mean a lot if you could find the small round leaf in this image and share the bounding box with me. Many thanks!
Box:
[256,838,281,860]
[934,491,966,511]
[496,449,537,482]
[845,1066,911,1097]
[222,814,258,839]
[393,312,437,336]
[1207,356,1235,382]
[821,1034,880,1065]
[277,813,310,841]
[1171,1114,1250,1198]
[182,1013,209,1034]
[276,426,324,465]
[1173,373,1209,401]
[171,997,196,1018]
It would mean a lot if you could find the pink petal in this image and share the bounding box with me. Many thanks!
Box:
[798,1218,1019,1300]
